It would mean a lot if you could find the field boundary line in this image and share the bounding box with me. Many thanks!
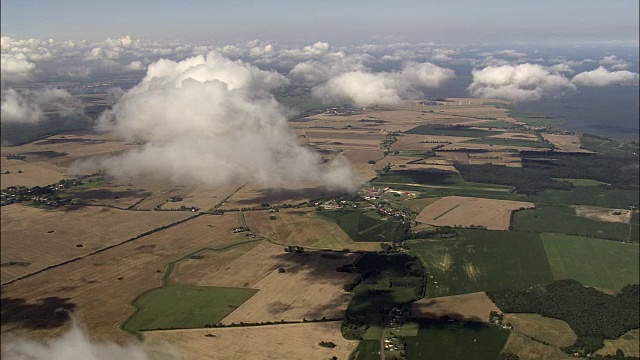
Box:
[120,238,265,340]
[432,204,461,221]
[0,212,202,287]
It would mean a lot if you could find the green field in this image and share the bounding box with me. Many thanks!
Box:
[512,205,631,242]
[371,170,523,201]
[122,284,257,334]
[405,125,497,137]
[464,137,554,149]
[580,134,639,156]
[404,320,510,360]
[631,212,639,243]
[472,121,518,129]
[507,110,564,129]
[410,229,554,298]
[541,234,640,291]
[552,178,608,187]
[352,339,381,360]
[342,253,424,340]
[317,209,407,242]
[531,188,639,208]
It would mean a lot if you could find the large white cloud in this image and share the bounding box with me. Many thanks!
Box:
[599,55,631,71]
[1,320,179,360]
[311,61,455,106]
[1,87,81,124]
[0,53,36,84]
[0,89,43,124]
[571,66,639,86]
[72,51,356,190]
[468,63,575,102]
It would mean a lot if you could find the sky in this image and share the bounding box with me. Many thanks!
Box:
[1,0,639,45]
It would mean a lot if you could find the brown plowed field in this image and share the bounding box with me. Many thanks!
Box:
[0,204,191,283]
[542,133,593,153]
[244,208,381,251]
[0,160,68,187]
[220,245,360,324]
[412,292,500,322]
[415,196,534,230]
[143,322,358,360]
[0,213,250,342]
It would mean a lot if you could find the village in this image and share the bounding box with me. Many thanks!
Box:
[0,178,81,207]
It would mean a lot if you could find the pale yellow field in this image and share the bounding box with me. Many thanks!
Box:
[489,132,539,141]
[221,246,360,324]
[415,196,535,230]
[412,292,500,322]
[573,205,632,223]
[172,242,285,288]
[390,134,474,152]
[0,204,191,283]
[0,132,135,168]
[245,208,381,251]
[403,163,459,172]
[596,329,640,358]
[0,213,250,342]
[542,133,593,153]
[171,241,261,286]
[143,322,358,360]
[0,160,68,187]
[372,156,426,171]
[342,149,384,180]
[503,332,573,360]
[433,152,470,164]
[504,313,577,348]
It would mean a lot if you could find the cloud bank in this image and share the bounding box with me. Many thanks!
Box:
[1,89,44,124]
[468,63,575,102]
[1,88,79,125]
[0,53,35,84]
[311,62,455,106]
[72,51,356,190]
[571,66,639,86]
[2,321,178,360]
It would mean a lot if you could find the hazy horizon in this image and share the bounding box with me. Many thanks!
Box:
[2,1,639,45]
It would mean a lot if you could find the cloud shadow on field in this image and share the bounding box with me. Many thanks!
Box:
[231,186,345,206]
[0,296,77,329]
[61,188,149,202]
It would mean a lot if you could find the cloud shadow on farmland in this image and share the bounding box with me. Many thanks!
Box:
[268,250,355,283]
[0,295,77,329]
[62,188,149,202]
[231,186,343,206]
[412,300,486,323]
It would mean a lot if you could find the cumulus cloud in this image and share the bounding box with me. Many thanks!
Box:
[2,320,178,360]
[72,51,356,190]
[599,55,631,70]
[1,53,36,84]
[289,54,367,85]
[468,63,575,102]
[1,89,43,124]
[571,66,639,86]
[311,62,455,106]
[1,87,83,124]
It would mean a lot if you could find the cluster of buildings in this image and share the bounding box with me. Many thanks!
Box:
[1,179,81,207]
[322,106,361,116]
[363,187,416,201]
[384,307,408,354]
[315,199,357,210]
